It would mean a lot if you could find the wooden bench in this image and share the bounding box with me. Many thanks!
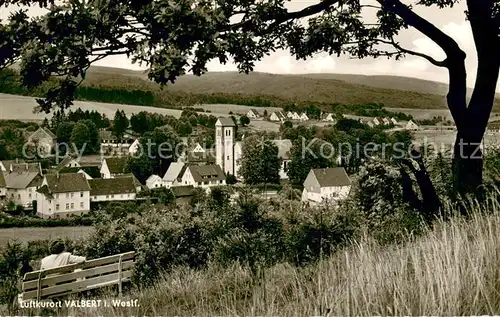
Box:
[20,251,135,302]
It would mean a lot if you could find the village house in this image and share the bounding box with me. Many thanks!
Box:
[100,157,129,179]
[382,117,391,125]
[100,130,139,155]
[146,174,164,189]
[301,167,352,204]
[26,127,57,155]
[162,162,185,188]
[269,111,287,122]
[405,120,419,130]
[88,175,142,202]
[4,170,43,208]
[287,111,301,120]
[56,155,102,169]
[372,117,382,126]
[247,109,261,119]
[299,113,309,121]
[178,164,226,189]
[270,139,292,179]
[58,166,101,179]
[36,173,90,218]
[391,117,398,125]
[323,113,336,122]
[0,159,42,174]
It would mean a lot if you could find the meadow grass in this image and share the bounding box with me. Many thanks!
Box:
[13,204,500,316]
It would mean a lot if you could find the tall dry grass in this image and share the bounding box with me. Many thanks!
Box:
[14,206,500,316]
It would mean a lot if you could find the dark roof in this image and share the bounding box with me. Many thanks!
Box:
[249,109,260,116]
[88,176,139,196]
[104,157,129,174]
[4,172,42,189]
[187,165,225,183]
[59,166,101,178]
[57,155,102,169]
[37,185,53,199]
[187,150,216,164]
[9,163,41,174]
[312,168,351,187]
[171,185,195,197]
[216,117,236,126]
[1,159,25,168]
[44,173,91,193]
[0,171,5,187]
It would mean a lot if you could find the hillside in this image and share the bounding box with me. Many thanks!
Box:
[82,67,500,111]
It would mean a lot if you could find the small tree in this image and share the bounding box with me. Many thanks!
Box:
[240,136,281,185]
[112,110,129,140]
[239,115,250,127]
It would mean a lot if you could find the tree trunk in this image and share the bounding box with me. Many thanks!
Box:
[452,135,483,200]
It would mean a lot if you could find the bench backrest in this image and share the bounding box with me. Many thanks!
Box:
[22,251,135,300]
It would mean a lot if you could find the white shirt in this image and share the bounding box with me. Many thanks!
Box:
[40,252,86,270]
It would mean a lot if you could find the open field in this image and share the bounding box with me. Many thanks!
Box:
[0,226,94,248]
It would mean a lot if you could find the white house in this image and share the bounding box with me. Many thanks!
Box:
[178,164,226,189]
[128,139,141,155]
[405,120,419,130]
[163,162,185,187]
[299,113,309,121]
[26,127,56,155]
[271,139,292,179]
[269,111,287,122]
[88,175,142,202]
[36,173,90,218]
[4,171,43,208]
[372,117,382,126]
[100,157,129,179]
[366,121,375,128]
[287,111,300,120]
[391,117,398,125]
[301,167,352,204]
[382,117,391,125]
[323,113,336,122]
[247,109,260,119]
[146,174,164,189]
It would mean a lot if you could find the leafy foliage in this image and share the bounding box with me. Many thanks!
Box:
[239,136,281,185]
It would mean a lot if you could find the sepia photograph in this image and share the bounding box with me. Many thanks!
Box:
[0,0,499,315]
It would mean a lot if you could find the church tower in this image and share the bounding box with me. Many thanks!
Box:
[215,117,236,175]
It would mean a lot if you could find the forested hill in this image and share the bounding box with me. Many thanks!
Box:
[2,66,500,111]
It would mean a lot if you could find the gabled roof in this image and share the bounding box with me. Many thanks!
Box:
[4,172,42,189]
[163,162,185,182]
[310,168,351,188]
[187,164,225,183]
[59,166,101,178]
[88,176,138,196]
[7,163,41,174]
[187,150,216,164]
[103,157,129,174]
[27,127,56,140]
[146,174,162,183]
[44,173,91,193]
[270,139,292,160]
[272,111,286,119]
[1,159,25,169]
[249,109,260,116]
[216,117,236,127]
[57,155,102,169]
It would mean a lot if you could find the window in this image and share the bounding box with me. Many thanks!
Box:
[55,194,59,198]
[17,194,20,199]
[111,195,114,198]
[80,192,83,198]
[106,195,109,199]
[227,156,230,160]
[66,203,69,210]
[204,181,208,185]
[66,193,69,198]
[28,193,31,198]
[71,193,74,198]
[198,182,201,186]
[56,204,59,210]
[121,194,124,198]
[48,200,51,204]
[80,202,84,208]
[70,203,74,209]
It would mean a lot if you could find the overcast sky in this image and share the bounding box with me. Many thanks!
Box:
[2,0,494,90]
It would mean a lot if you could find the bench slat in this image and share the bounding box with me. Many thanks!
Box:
[23,271,133,300]
[22,261,135,291]
[24,252,135,281]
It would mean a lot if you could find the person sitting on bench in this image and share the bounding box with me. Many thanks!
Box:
[41,239,86,270]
